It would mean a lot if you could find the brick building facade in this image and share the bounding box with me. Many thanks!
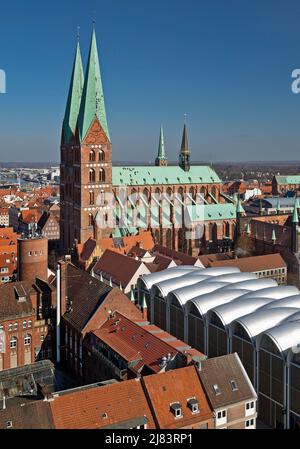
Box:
[60,29,237,258]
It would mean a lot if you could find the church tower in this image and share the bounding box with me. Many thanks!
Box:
[155,125,168,166]
[179,123,190,171]
[60,39,84,254]
[60,29,112,254]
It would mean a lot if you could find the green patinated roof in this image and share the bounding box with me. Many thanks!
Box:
[112,165,221,186]
[78,29,110,142]
[292,205,299,223]
[186,203,236,221]
[157,125,166,160]
[275,175,300,185]
[62,42,84,144]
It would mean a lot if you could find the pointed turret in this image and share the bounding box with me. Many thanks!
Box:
[78,29,110,142]
[179,123,190,171]
[246,222,251,235]
[62,41,84,145]
[236,196,245,215]
[292,205,299,223]
[271,228,276,243]
[155,125,168,166]
[140,293,147,310]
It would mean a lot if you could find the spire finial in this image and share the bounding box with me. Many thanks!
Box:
[184,113,187,125]
[77,26,80,42]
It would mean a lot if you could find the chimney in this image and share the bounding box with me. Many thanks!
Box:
[58,256,70,316]
[56,256,70,364]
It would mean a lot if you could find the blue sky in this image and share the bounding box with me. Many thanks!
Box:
[1,0,300,162]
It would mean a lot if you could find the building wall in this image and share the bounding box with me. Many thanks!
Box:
[60,119,112,254]
[0,313,53,371]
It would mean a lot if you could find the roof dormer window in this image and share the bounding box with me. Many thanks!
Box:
[187,398,199,414]
[170,402,182,418]
[230,380,238,391]
[213,384,221,395]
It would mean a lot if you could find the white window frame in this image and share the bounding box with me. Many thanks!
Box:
[10,337,17,349]
[245,401,255,417]
[245,418,255,429]
[24,334,31,346]
[216,409,227,426]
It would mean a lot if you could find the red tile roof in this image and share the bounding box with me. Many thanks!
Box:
[93,249,144,287]
[93,312,182,374]
[50,379,155,429]
[99,230,154,255]
[209,253,286,272]
[20,209,41,224]
[143,365,213,428]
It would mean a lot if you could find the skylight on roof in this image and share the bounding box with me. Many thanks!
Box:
[230,380,238,391]
[213,384,221,395]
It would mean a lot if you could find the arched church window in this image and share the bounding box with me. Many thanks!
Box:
[99,150,105,161]
[89,169,95,183]
[89,191,94,205]
[99,168,105,182]
[89,150,95,162]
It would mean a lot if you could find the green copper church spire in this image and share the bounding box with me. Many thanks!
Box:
[292,204,299,223]
[78,29,110,142]
[62,41,84,144]
[155,125,168,166]
[236,195,245,214]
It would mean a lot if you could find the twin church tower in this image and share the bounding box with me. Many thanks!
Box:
[60,29,192,254]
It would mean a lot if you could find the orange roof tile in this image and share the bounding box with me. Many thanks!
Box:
[143,366,213,428]
[50,379,155,429]
[93,312,181,373]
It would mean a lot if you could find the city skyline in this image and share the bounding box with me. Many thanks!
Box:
[1,0,300,163]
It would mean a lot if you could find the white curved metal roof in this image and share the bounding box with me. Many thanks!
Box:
[205,272,257,284]
[232,307,300,340]
[261,321,300,355]
[141,265,300,353]
[220,278,277,291]
[209,297,276,327]
[262,295,300,309]
[151,273,211,299]
[241,286,299,300]
[168,281,229,307]
[138,266,201,290]
[187,288,251,317]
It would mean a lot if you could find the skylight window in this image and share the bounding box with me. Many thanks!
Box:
[213,384,221,395]
[230,380,238,391]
